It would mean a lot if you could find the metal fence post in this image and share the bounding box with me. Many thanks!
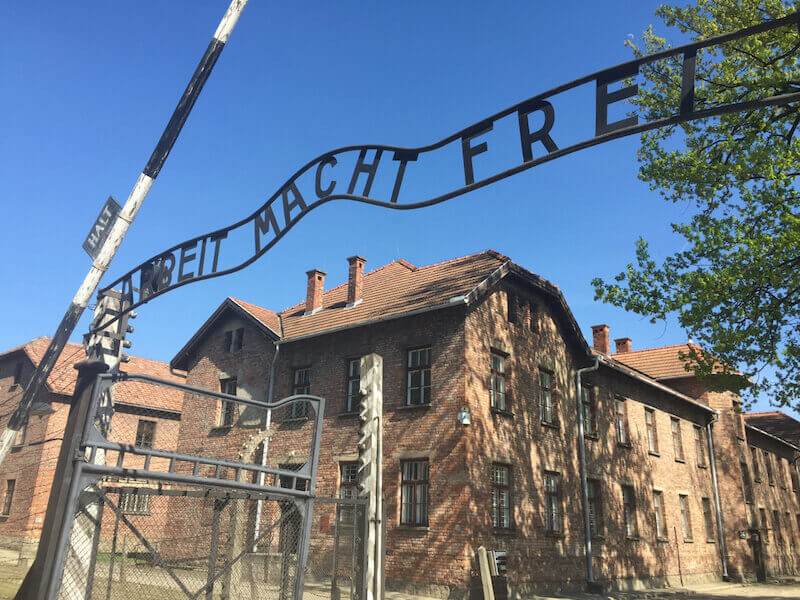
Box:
[358,354,383,600]
[14,359,108,600]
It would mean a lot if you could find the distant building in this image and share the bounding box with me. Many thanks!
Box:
[0,337,183,564]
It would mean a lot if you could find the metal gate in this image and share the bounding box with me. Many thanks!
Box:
[28,367,367,600]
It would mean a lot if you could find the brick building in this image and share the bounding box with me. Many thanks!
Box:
[165,249,800,595]
[0,337,184,564]
[3,250,798,595]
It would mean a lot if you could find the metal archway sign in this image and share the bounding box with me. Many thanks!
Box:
[102,12,800,316]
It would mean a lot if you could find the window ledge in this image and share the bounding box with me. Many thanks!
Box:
[397,404,432,411]
[591,535,606,542]
[544,531,564,539]
[656,537,670,543]
[491,408,515,419]
[706,539,716,544]
[209,426,233,435]
[617,442,632,449]
[626,535,641,541]
[541,421,560,430]
[396,525,429,532]
[674,458,686,464]
[493,528,517,536]
[698,464,708,469]
[648,451,660,457]
[769,483,775,487]
[683,538,694,544]
[584,432,599,441]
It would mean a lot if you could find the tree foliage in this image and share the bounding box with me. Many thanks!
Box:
[592,0,800,408]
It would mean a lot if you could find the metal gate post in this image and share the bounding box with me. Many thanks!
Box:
[15,359,108,600]
[358,354,383,600]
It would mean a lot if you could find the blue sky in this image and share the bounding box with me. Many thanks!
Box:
[1,1,793,418]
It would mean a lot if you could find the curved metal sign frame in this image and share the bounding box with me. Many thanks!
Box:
[99,13,800,322]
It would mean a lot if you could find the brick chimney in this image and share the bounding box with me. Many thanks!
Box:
[614,337,632,354]
[305,269,326,315]
[346,255,366,307]
[591,324,610,354]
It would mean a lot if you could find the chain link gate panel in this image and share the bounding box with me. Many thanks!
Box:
[38,370,367,600]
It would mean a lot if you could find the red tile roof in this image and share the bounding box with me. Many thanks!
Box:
[610,343,706,380]
[277,251,508,340]
[229,298,281,337]
[744,412,800,446]
[0,336,183,412]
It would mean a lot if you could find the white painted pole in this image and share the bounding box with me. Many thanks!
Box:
[0,0,249,468]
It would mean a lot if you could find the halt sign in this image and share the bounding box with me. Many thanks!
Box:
[82,196,121,259]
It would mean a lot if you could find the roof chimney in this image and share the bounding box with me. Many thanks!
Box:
[305,269,326,315]
[591,324,610,354]
[614,337,632,354]
[346,255,366,307]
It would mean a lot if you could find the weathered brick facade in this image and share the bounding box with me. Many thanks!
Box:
[0,338,184,565]
[168,251,800,595]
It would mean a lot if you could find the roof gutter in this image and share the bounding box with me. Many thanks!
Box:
[744,423,800,452]
[598,355,715,413]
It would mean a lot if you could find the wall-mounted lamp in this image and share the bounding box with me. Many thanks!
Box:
[457,405,472,426]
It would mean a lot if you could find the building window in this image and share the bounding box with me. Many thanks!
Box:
[345,358,361,413]
[671,418,684,462]
[225,327,244,353]
[290,368,311,418]
[406,348,431,406]
[119,491,150,515]
[759,508,768,542]
[751,447,761,482]
[543,472,561,534]
[506,293,517,324]
[773,510,782,545]
[539,371,556,426]
[339,462,359,524]
[582,386,596,435]
[653,490,667,539]
[779,458,787,489]
[765,451,774,486]
[741,461,754,504]
[587,479,603,537]
[12,363,23,387]
[400,460,429,526]
[13,423,27,448]
[220,378,237,427]
[694,426,707,468]
[528,301,537,330]
[645,408,658,454]
[278,463,309,491]
[679,494,693,541]
[622,485,637,537]
[791,464,799,492]
[615,397,628,445]
[702,497,715,541]
[490,351,507,412]
[1,480,15,516]
[491,464,511,530]
[135,420,156,448]
[796,514,800,536]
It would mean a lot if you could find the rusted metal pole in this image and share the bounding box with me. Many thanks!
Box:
[0,0,249,468]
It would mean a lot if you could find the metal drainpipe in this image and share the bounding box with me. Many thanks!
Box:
[576,357,600,587]
[252,340,281,551]
[707,411,729,580]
